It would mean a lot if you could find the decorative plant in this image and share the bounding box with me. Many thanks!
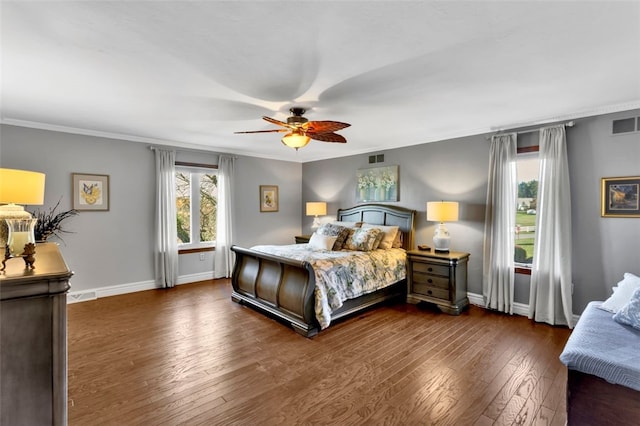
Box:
[29,198,79,242]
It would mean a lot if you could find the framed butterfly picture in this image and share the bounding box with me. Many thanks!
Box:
[72,173,110,211]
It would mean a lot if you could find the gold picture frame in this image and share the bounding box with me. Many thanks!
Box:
[259,185,278,212]
[601,176,640,217]
[72,173,110,211]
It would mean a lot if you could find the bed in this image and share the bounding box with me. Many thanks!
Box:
[230,204,415,337]
[559,301,640,425]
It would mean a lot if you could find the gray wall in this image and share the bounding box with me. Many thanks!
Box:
[2,107,638,312]
[568,109,640,312]
[0,124,302,293]
[302,109,640,314]
[303,135,490,297]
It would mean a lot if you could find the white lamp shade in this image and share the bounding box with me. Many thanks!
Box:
[306,202,327,216]
[0,168,46,205]
[427,201,459,223]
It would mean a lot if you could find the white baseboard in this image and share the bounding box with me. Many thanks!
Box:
[67,271,217,304]
[467,292,580,324]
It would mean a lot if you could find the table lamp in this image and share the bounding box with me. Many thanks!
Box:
[0,168,46,270]
[426,201,459,252]
[306,202,327,230]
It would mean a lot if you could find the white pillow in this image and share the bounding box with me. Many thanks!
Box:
[361,223,399,250]
[308,232,337,251]
[600,273,640,313]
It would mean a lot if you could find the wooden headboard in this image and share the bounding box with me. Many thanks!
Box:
[337,204,416,250]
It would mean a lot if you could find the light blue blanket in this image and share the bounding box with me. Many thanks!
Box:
[560,301,640,391]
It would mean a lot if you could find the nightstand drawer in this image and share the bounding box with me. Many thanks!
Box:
[412,262,449,277]
[412,283,449,300]
[412,271,450,289]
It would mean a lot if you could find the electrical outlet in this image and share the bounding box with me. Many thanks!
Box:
[199,253,205,261]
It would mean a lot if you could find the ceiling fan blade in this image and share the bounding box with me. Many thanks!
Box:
[234,129,288,134]
[305,120,351,134]
[262,116,292,128]
[309,132,347,143]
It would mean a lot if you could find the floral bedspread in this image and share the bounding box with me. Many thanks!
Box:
[250,244,407,329]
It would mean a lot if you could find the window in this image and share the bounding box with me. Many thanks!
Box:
[175,163,218,248]
[515,149,539,267]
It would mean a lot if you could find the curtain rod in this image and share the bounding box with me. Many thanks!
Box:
[486,120,575,140]
[148,145,238,158]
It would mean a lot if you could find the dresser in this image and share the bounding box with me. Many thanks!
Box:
[0,242,73,426]
[406,250,469,315]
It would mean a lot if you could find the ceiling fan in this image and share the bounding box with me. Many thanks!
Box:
[235,107,351,150]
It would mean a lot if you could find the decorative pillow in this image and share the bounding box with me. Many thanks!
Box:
[613,287,640,330]
[343,227,383,252]
[316,223,351,250]
[391,231,403,248]
[308,232,338,251]
[361,224,399,250]
[599,273,640,313]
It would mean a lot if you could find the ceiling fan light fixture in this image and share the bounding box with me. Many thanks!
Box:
[281,132,311,150]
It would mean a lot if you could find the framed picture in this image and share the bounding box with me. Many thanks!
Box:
[601,176,640,217]
[72,173,110,211]
[259,185,278,212]
[356,165,399,203]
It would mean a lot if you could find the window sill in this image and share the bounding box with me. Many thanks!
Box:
[178,246,215,255]
[515,265,532,275]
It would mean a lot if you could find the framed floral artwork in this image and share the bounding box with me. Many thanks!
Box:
[601,176,640,217]
[356,165,398,202]
[259,185,278,212]
[72,173,109,211]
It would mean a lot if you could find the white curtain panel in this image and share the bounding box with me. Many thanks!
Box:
[529,125,574,327]
[154,148,179,288]
[483,133,517,313]
[214,155,235,278]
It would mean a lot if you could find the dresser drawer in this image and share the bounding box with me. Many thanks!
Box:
[412,262,449,277]
[412,271,450,289]
[412,283,449,300]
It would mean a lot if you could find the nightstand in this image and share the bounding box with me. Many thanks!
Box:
[295,234,312,244]
[407,250,470,315]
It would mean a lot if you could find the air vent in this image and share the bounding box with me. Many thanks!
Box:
[368,154,385,164]
[612,117,638,135]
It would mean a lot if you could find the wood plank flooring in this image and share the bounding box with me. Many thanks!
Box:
[67,279,572,425]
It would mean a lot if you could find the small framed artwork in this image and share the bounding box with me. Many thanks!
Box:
[356,165,399,203]
[601,176,640,217]
[72,173,110,211]
[259,185,278,212]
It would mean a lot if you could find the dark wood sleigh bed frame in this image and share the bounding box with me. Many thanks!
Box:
[230,204,415,337]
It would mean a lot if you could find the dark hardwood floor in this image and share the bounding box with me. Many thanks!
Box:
[67,279,571,425]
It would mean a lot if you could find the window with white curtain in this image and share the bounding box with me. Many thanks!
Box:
[515,151,540,267]
[175,164,217,248]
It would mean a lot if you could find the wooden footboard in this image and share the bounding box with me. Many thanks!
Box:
[231,245,319,337]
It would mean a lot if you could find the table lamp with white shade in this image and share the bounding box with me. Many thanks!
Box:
[426,201,459,252]
[0,168,46,269]
[306,201,327,230]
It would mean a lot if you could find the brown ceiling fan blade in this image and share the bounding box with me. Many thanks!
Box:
[262,116,292,128]
[305,120,351,133]
[234,129,287,134]
[309,132,347,143]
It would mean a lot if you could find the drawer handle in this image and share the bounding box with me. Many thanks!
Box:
[427,279,433,284]
[428,267,433,272]
[427,290,433,295]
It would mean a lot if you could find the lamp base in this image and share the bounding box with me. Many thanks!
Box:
[433,223,451,252]
[311,216,321,229]
[1,242,36,272]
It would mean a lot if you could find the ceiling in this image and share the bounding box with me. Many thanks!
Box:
[2,1,639,163]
